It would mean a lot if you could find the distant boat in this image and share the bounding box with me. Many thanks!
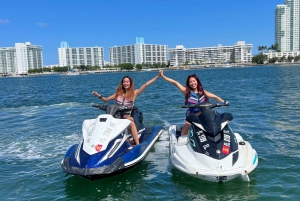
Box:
[65,70,80,76]
[66,71,79,75]
[10,73,26,77]
[223,64,233,68]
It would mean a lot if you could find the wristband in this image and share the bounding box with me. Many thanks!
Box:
[98,95,102,98]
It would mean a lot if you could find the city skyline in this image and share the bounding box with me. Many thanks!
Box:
[1,0,284,65]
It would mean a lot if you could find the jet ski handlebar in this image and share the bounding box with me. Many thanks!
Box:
[92,104,136,116]
[182,102,228,109]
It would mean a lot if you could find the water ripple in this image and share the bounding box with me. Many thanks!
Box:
[1,66,300,200]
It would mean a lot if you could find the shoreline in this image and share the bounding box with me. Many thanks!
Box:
[1,62,300,77]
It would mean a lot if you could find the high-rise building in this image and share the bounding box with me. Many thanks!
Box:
[109,37,168,66]
[168,41,252,67]
[275,0,300,51]
[58,42,104,68]
[0,47,16,74]
[0,42,43,74]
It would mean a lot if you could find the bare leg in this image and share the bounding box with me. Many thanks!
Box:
[181,121,191,136]
[127,117,139,145]
[181,112,200,136]
[130,121,139,145]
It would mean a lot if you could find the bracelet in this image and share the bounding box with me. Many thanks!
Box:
[98,95,102,99]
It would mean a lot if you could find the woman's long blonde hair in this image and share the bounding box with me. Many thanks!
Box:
[115,76,135,100]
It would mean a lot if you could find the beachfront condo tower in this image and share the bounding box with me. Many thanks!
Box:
[58,42,104,68]
[0,42,43,75]
[109,37,168,66]
[276,0,300,51]
[168,41,252,67]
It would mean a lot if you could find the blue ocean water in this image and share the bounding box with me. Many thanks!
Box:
[0,65,299,200]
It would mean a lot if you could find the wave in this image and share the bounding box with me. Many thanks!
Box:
[0,102,93,111]
[0,132,80,161]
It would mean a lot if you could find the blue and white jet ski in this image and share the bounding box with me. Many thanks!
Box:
[61,104,163,180]
[169,103,258,183]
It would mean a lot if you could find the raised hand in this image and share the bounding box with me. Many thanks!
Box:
[92,91,99,97]
[159,70,164,77]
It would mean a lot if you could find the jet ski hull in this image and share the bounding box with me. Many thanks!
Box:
[61,126,163,180]
[169,125,258,183]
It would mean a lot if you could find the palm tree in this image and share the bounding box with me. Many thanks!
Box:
[263,46,268,52]
[268,44,274,51]
[287,55,294,62]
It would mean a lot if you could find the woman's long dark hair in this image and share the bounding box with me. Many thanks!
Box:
[184,74,208,104]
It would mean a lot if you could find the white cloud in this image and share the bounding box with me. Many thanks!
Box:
[37,22,47,27]
[0,19,9,23]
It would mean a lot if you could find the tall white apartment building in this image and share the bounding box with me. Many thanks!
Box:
[58,42,104,68]
[169,41,252,67]
[0,47,16,74]
[109,37,168,66]
[275,0,300,51]
[0,42,43,74]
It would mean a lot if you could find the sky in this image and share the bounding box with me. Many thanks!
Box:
[0,0,285,65]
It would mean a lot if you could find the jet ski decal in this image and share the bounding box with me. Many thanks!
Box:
[189,128,196,147]
[222,130,231,154]
[95,144,103,152]
[222,145,230,155]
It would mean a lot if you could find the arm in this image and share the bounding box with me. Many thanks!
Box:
[204,90,228,104]
[135,72,160,96]
[92,91,116,102]
[160,70,186,94]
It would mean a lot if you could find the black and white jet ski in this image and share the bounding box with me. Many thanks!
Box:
[169,103,258,183]
[61,104,163,180]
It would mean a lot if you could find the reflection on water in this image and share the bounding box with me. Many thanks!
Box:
[169,168,260,201]
[64,162,151,200]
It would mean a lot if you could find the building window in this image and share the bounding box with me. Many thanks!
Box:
[146,45,151,51]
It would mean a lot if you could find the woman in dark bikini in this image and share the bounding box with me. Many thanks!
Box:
[159,70,228,136]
